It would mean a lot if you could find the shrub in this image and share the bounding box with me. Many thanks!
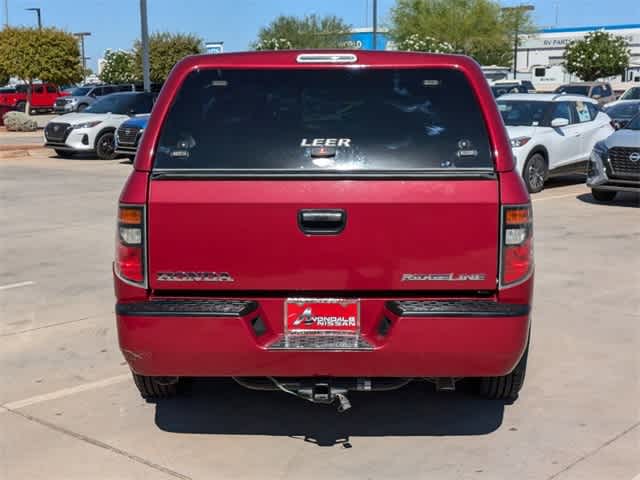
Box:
[3,111,38,131]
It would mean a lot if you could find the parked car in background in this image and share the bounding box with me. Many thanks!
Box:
[497,93,614,192]
[617,86,640,101]
[492,79,536,92]
[587,113,640,201]
[115,51,534,407]
[115,114,149,159]
[554,82,616,105]
[54,84,137,114]
[44,92,155,159]
[0,83,68,113]
[491,84,528,98]
[603,100,640,130]
[605,86,640,108]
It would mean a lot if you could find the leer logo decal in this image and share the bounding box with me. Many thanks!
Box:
[300,138,351,147]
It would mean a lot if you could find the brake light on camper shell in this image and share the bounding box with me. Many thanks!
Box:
[500,205,533,288]
[115,205,146,286]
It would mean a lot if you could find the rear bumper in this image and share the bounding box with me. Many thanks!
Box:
[116,297,530,378]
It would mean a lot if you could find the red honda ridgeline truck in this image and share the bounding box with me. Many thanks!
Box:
[114,51,533,411]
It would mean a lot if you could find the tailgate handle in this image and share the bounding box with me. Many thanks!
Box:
[298,210,346,235]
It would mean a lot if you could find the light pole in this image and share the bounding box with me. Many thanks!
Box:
[3,0,8,28]
[139,0,150,92]
[25,7,41,29]
[372,0,378,50]
[74,32,91,83]
[502,5,534,79]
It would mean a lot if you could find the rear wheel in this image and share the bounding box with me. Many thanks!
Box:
[95,131,117,160]
[479,341,529,400]
[54,149,74,158]
[132,372,180,399]
[591,189,617,202]
[523,153,547,194]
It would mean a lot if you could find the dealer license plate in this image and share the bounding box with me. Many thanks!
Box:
[285,298,360,334]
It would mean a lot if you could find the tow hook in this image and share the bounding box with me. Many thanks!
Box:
[311,384,352,412]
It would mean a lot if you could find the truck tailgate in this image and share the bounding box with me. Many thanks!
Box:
[148,178,499,292]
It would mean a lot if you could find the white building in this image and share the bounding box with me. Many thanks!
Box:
[97,57,106,76]
[516,23,640,90]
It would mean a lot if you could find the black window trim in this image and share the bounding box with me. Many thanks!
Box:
[150,169,498,180]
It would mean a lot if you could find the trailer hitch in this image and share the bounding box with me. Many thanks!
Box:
[267,377,352,412]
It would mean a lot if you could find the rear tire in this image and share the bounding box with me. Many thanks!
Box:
[479,340,529,400]
[591,189,617,202]
[54,149,74,158]
[15,101,26,112]
[523,153,547,194]
[132,372,179,399]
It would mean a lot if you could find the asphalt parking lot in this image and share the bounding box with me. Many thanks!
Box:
[0,151,638,480]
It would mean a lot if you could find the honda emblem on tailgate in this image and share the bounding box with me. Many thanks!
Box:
[156,272,234,282]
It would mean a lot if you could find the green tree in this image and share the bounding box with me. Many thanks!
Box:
[254,14,351,49]
[99,49,136,84]
[134,32,203,83]
[0,66,9,86]
[390,0,535,66]
[564,31,630,81]
[0,27,82,110]
[254,38,294,51]
[395,34,455,53]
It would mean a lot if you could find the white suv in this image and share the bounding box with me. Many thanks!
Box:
[44,92,155,160]
[497,93,614,192]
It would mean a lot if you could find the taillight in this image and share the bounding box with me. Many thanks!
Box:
[500,205,533,288]
[115,205,146,287]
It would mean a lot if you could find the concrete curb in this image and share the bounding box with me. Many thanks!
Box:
[0,146,45,159]
[0,143,42,150]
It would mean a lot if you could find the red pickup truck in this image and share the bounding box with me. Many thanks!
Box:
[0,83,68,113]
[114,51,533,411]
